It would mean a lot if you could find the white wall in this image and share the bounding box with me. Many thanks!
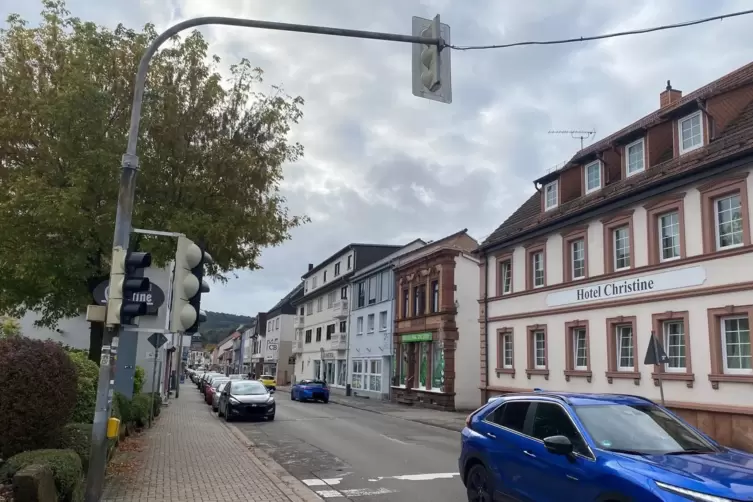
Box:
[453,255,482,410]
[296,285,350,381]
[20,312,90,349]
[304,250,355,296]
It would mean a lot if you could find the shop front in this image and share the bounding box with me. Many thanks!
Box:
[392,330,455,410]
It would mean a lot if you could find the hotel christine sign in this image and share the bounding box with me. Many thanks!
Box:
[545,266,707,307]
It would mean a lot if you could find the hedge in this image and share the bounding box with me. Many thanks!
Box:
[58,423,92,472]
[0,449,83,502]
[68,351,99,423]
[131,394,151,427]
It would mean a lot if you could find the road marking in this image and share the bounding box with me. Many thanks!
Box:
[315,488,394,498]
[302,478,343,486]
[315,490,343,498]
[368,472,459,482]
[379,434,409,444]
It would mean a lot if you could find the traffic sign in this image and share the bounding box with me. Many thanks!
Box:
[148,332,168,349]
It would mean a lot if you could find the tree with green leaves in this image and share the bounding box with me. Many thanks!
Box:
[0,1,307,360]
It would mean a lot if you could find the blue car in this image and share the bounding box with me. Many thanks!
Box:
[291,379,330,403]
[459,391,753,501]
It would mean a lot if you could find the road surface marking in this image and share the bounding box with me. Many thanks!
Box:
[315,490,343,498]
[368,472,459,482]
[380,434,409,444]
[315,488,395,498]
[302,478,343,486]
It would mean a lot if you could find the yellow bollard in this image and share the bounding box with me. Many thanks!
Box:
[106,417,121,439]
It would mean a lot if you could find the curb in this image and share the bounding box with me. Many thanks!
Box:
[278,388,464,433]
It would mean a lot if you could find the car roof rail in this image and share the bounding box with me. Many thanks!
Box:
[616,394,656,404]
[501,391,571,406]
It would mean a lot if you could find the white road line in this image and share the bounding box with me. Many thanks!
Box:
[379,434,409,444]
[302,478,343,486]
[315,488,395,498]
[315,490,343,498]
[368,472,459,482]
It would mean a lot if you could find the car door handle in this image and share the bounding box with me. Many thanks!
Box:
[486,432,497,439]
[523,450,536,458]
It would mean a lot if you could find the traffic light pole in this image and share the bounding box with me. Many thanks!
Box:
[87,16,445,502]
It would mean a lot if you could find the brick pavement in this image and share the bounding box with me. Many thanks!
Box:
[102,384,322,502]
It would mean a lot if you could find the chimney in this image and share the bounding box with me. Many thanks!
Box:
[308,263,313,271]
[660,80,682,108]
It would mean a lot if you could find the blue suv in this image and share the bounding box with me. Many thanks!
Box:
[459,392,753,501]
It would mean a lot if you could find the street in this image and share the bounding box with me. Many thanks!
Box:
[232,392,466,502]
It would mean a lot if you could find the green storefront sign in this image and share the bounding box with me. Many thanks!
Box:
[401,332,433,343]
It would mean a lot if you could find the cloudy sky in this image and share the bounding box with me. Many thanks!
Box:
[7,0,753,316]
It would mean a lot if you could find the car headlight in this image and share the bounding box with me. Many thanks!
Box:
[229,397,240,404]
[267,396,275,404]
[655,481,733,502]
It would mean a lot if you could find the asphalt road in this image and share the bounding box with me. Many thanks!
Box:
[232,392,467,502]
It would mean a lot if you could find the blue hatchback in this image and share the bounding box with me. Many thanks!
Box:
[291,379,330,403]
[459,392,753,501]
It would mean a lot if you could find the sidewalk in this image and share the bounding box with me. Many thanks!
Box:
[278,386,467,432]
[102,384,321,502]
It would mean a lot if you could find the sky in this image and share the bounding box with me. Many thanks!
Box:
[6,0,753,316]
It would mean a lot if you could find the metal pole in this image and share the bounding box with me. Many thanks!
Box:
[652,331,666,406]
[84,328,118,501]
[175,332,184,398]
[148,351,158,427]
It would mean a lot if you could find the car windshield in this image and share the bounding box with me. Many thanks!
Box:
[261,375,273,380]
[300,380,326,387]
[574,404,717,455]
[231,381,268,395]
[212,379,229,390]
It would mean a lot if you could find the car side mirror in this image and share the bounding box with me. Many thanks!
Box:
[269,389,275,394]
[543,435,574,456]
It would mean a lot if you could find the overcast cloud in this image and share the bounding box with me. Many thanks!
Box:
[7,0,753,316]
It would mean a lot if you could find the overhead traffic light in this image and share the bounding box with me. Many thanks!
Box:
[106,248,153,326]
[170,236,212,334]
[411,14,452,104]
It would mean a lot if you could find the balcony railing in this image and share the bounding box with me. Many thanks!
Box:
[328,333,347,351]
[332,299,349,319]
[293,315,305,328]
[293,340,303,354]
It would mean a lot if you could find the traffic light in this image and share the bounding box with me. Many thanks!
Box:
[411,14,452,104]
[170,236,212,333]
[106,248,153,326]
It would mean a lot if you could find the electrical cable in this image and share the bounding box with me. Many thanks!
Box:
[448,9,753,51]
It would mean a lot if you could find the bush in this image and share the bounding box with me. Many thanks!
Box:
[0,449,82,501]
[149,392,162,418]
[133,366,146,395]
[131,394,152,427]
[113,391,132,424]
[59,423,92,471]
[67,350,99,423]
[0,337,78,458]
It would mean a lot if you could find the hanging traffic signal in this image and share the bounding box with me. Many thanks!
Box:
[411,14,452,104]
[170,236,212,333]
[106,248,152,326]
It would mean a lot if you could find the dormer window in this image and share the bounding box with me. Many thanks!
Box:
[626,138,645,177]
[585,161,602,194]
[544,181,558,211]
[679,111,703,155]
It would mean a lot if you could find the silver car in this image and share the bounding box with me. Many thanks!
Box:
[212,381,229,412]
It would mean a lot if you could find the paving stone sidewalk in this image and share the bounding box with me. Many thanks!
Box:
[278,386,468,432]
[102,384,321,502]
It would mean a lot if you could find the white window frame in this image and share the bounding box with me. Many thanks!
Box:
[625,138,645,177]
[585,160,602,194]
[356,316,364,335]
[570,239,585,280]
[379,311,388,331]
[714,194,744,251]
[367,359,382,392]
[572,328,587,370]
[678,111,704,155]
[534,331,546,369]
[658,211,681,262]
[312,276,318,288]
[317,297,323,312]
[367,313,375,333]
[616,325,634,371]
[351,359,364,389]
[532,252,545,288]
[662,320,686,373]
[500,260,512,294]
[544,180,558,211]
[721,316,752,375]
[502,333,513,369]
[613,226,631,271]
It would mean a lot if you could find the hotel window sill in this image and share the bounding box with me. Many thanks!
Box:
[495,368,516,378]
[525,368,549,380]
[605,371,641,385]
[708,373,753,389]
[652,371,695,388]
[564,370,592,382]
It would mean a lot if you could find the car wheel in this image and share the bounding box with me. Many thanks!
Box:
[212,406,218,413]
[225,408,233,422]
[291,391,296,401]
[323,398,329,404]
[466,464,492,502]
[218,407,224,417]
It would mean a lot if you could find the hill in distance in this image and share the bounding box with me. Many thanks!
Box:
[199,311,255,346]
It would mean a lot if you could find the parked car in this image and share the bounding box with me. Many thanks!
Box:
[259,374,276,391]
[206,377,230,405]
[212,381,229,412]
[227,374,245,380]
[459,391,753,502]
[291,379,329,403]
[218,380,275,422]
[202,374,223,395]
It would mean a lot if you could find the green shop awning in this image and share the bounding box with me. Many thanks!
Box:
[401,332,433,343]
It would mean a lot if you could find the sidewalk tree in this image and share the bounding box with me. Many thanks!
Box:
[0,1,307,361]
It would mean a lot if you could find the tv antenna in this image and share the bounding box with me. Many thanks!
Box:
[548,129,596,150]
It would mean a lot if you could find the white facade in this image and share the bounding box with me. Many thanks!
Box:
[263,312,295,383]
[453,255,484,410]
[484,167,753,412]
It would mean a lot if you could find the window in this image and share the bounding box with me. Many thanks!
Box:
[497,257,512,295]
[544,180,558,210]
[530,403,589,457]
[564,321,590,380]
[312,276,318,288]
[616,325,634,370]
[367,359,382,392]
[613,226,631,270]
[532,252,544,288]
[380,271,390,301]
[275,318,280,330]
[430,280,440,312]
[339,321,346,333]
[606,316,639,382]
[323,270,327,283]
[317,297,323,312]
[368,276,377,304]
[526,325,548,377]
[326,324,335,340]
[357,281,366,308]
[487,401,530,433]
[496,329,514,372]
[367,314,375,333]
[707,306,753,385]
[334,262,341,276]
[340,286,348,300]
[585,161,601,193]
[313,360,321,379]
[715,194,744,250]
[306,302,313,315]
[347,255,352,270]
[646,196,686,265]
[316,327,322,342]
[351,360,363,389]
[356,317,363,335]
[525,244,546,290]
[304,280,308,293]
[402,289,409,318]
[679,111,703,154]
[432,343,444,390]
[573,328,588,369]
[379,311,387,331]
[699,175,750,254]
[722,317,751,374]
[651,311,693,383]
[337,360,346,386]
[625,138,645,176]
[305,329,312,343]
[413,284,426,316]
[663,320,686,371]
[570,239,585,279]
[418,342,429,388]
[327,291,336,308]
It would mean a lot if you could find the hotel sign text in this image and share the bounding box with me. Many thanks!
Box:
[546,266,707,307]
